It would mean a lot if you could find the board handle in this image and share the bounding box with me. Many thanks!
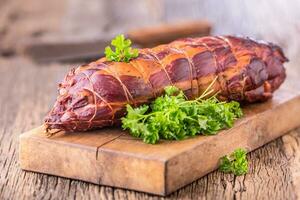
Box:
[127,20,211,47]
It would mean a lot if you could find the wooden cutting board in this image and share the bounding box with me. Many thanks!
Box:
[19,87,300,196]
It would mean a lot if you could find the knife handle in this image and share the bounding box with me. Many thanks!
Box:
[127,20,211,47]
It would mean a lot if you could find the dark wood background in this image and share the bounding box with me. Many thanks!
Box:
[0,0,300,199]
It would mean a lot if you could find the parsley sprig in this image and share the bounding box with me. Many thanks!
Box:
[219,148,248,176]
[121,79,243,144]
[105,34,138,62]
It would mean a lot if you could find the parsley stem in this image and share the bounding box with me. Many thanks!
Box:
[121,81,242,144]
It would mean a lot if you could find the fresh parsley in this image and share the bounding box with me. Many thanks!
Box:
[105,34,139,62]
[121,80,243,144]
[219,148,248,176]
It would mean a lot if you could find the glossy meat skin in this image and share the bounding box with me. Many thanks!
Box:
[45,36,288,132]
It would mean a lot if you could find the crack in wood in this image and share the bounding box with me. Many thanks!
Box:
[95,133,125,161]
[2,57,300,198]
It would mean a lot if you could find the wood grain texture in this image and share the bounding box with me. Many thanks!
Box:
[19,87,300,196]
[0,56,298,200]
[1,0,300,199]
[283,129,300,199]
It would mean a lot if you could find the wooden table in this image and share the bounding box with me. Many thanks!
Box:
[1,0,300,199]
[0,57,299,200]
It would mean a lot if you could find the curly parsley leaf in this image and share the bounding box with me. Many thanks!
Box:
[219,148,248,176]
[164,86,180,96]
[104,34,138,62]
[121,79,243,144]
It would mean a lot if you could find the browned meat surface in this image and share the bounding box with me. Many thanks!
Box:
[45,36,288,132]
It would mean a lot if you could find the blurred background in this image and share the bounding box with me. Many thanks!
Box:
[1,1,300,198]
[1,0,300,78]
[0,0,300,89]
